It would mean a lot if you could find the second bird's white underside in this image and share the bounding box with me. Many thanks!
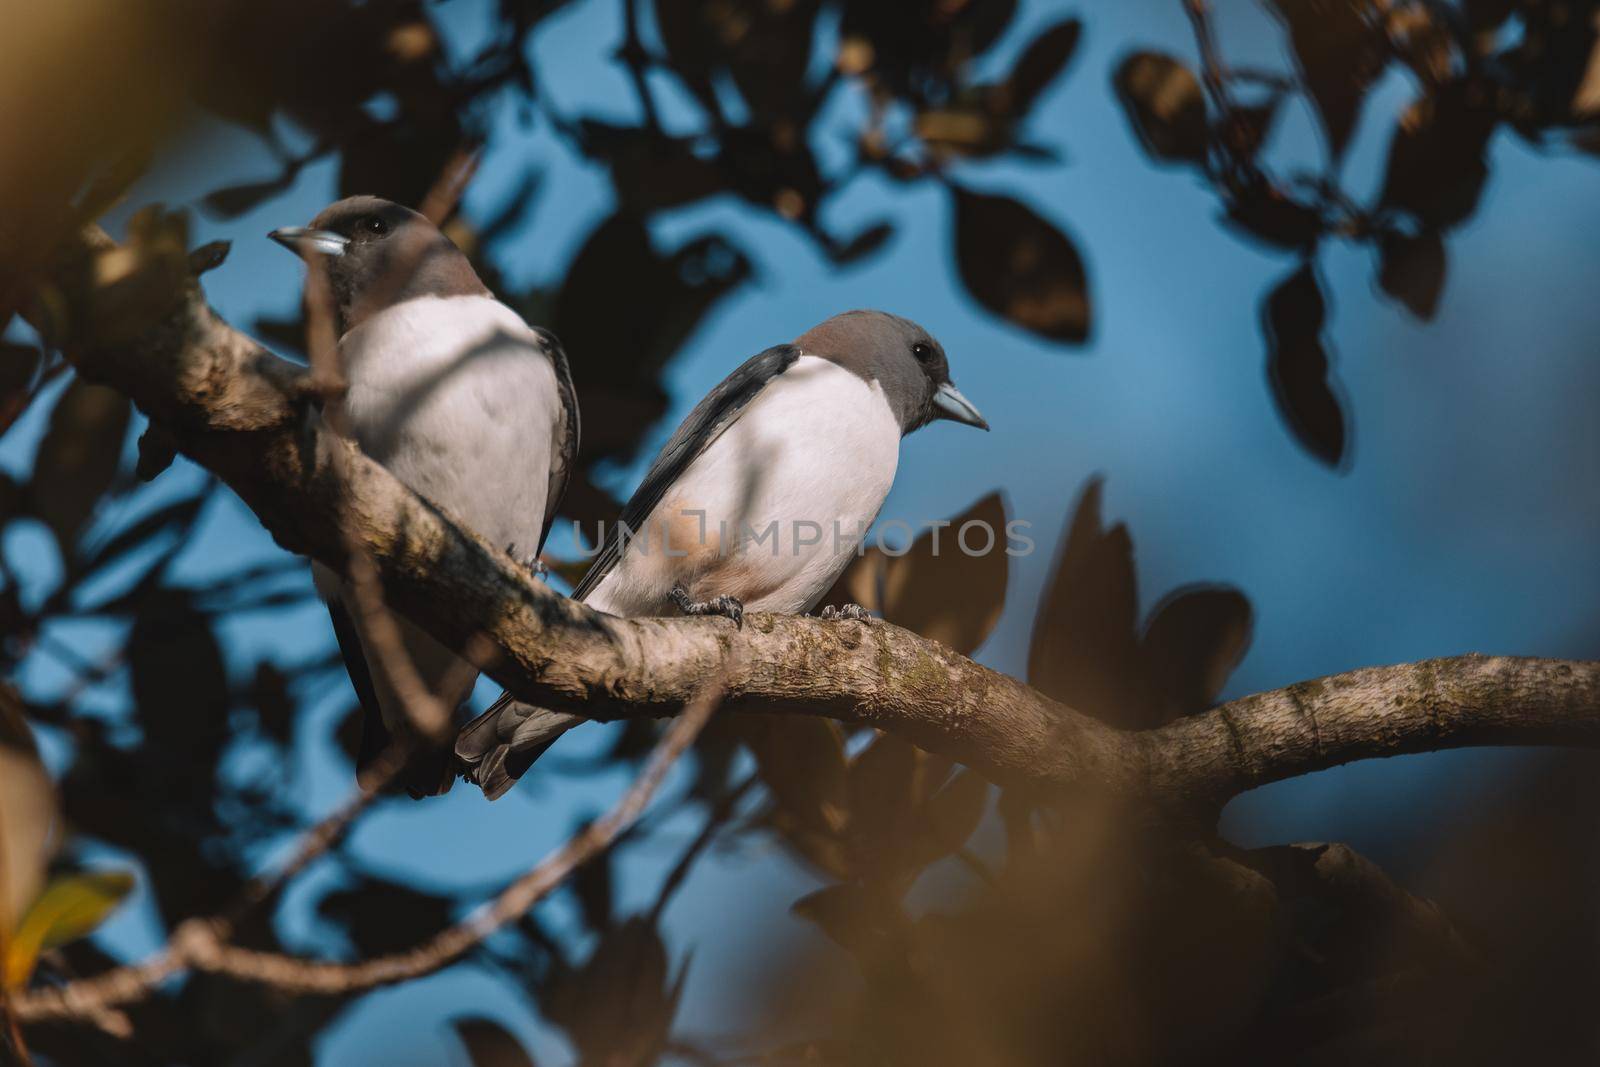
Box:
[586,354,902,617]
[315,294,567,729]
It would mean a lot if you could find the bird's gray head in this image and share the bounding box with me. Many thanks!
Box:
[269,196,487,335]
[796,310,988,434]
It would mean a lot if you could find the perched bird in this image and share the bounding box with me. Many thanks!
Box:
[271,196,578,797]
[457,309,987,799]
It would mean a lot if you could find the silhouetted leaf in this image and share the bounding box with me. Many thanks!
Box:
[952,186,1090,343]
[187,239,231,275]
[1463,0,1516,30]
[1114,52,1209,164]
[134,423,179,481]
[746,718,848,837]
[791,883,902,954]
[1391,6,1455,87]
[129,590,229,749]
[3,870,134,989]
[453,1017,537,1067]
[828,221,894,265]
[28,378,131,554]
[248,662,295,745]
[847,733,919,879]
[1378,229,1447,320]
[1263,263,1347,466]
[1141,586,1253,721]
[1266,0,1387,158]
[1223,185,1323,250]
[1379,84,1497,228]
[542,917,683,1066]
[1005,18,1082,115]
[318,878,454,956]
[0,343,39,413]
[572,835,614,933]
[75,491,205,579]
[1027,478,1142,723]
[201,174,296,219]
[0,690,54,947]
[879,492,1010,656]
[1217,99,1282,160]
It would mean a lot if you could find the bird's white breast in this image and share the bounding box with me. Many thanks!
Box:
[588,354,902,616]
[338,295,563,558]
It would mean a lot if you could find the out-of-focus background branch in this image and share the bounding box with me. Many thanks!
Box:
[3,0,1600,1063]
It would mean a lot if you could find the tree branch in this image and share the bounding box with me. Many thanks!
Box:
[34,224,1600,809]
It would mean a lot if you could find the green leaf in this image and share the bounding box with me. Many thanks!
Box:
[3,870,134,989]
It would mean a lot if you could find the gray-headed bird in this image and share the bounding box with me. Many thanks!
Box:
[456,309,985,799]
[272,196,578,797]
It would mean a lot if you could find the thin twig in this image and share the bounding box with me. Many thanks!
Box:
[15,674,725,1021]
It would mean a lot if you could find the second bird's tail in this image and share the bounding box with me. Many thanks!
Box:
[455,692,584,800]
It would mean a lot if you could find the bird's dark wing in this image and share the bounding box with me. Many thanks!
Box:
[533,327,580,555]
[325,597,391,775]
[571,343,801,601]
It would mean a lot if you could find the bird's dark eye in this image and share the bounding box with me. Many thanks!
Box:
[361,216,390,237]
[912,342,933,362]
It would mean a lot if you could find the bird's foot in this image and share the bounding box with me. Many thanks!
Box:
[669,583,744,629]
[508,543,549,580]
[820,603,873,623]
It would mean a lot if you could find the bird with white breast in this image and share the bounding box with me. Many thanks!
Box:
[271,195,578,797]
[456,309,987,799]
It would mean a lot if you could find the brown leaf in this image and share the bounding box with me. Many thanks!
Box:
[1263,263,1348,467]
[1027,478,1143,723]
[27,377,131,554]
[0,688,55,942]
[1379,83,1497,228]
[1141,585,1254,722]
[453,1017,537,1067]
[1266,0,1388,158]
[1377,229,1447,320]
[745,717,849,837]
[952,186,1090,343]
[1223,184,1323,250]
[542,917,682,1066]
[1216,99,1282,160]
[877,491,1010,656]
[791,883,902,955]
[1114,52,1209,164]
[1004,18,1082,115]
[847,733,919,879]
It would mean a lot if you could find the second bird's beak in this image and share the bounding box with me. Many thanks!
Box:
[931,381,989,431]
[268,227,349,257]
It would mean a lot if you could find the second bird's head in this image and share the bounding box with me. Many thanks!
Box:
[797,310,988,435]
[269,196,484,333]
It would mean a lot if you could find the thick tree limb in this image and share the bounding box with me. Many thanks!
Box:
[37,225,1600,807]
[1140,654,1600,807]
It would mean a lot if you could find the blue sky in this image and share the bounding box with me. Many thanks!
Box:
[6,0,1600,1061]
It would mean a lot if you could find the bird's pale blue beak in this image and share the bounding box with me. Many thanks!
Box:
[268,227,349,257]
[931,381,989,431]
